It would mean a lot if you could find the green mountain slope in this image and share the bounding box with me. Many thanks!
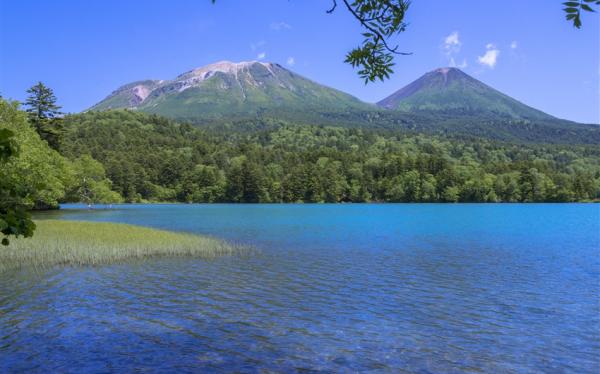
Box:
[91,80,164,110]
[377,67,554,121]
[90,61,373,120]
[89,63,599,144]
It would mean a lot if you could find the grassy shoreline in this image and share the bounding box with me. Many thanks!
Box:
[1,220,238,272]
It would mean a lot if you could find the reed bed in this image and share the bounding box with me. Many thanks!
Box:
[0,220,239,271]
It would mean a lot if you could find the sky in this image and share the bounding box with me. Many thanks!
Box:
[0,0,598,123]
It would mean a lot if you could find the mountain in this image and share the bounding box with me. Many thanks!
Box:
[377,67,554,121]
[90,61,373,121]
[90,63,599,144]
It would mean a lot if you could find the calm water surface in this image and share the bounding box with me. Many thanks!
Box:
[1,204,599,373]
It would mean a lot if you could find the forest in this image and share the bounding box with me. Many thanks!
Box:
[1,97,599,214]
[59,109,600,204]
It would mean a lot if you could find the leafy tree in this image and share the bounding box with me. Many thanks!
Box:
[1,99,73,210]
[0,100,36,245]
[66,155,123,205]
[441,186,460,202]
[24,82,63,150]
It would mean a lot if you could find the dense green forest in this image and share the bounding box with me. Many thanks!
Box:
[58,110,600,203]
[0,99,121,211]
[2,97,599,216]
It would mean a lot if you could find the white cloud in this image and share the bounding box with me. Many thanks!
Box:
[270,21,292,31]
[443,31,462,54]
[257,52,266,60]
[478,44,500,68]
[442,31,465,68]
[449,57,468,69]
[250,40,266,51]
[510,41,518,49]
[286,57,295,66]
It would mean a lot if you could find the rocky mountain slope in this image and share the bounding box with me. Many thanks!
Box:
[91,61,373,120]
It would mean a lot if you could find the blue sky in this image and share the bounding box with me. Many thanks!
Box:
[1,0,598,123]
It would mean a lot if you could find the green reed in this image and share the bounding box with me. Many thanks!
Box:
[0,220,239,271]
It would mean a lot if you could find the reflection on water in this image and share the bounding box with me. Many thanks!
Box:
[1,204,599,372]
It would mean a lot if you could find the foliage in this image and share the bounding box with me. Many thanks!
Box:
[0,98,122,218]
[563,0,599,28]
[24,82,63,150]
[61,110,600,204]
[1,220,238,271]
[1,99,73,210]
[0,101,36,245]
[65,155,123,205]
[331,0,411,83]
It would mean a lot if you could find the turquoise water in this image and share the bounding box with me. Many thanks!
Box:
[1,204,599,372]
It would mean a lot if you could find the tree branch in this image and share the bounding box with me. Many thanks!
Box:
[341,0,411,55]
[326,0,337,14]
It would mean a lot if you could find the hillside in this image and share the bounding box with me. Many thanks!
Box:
[377,67,554,121]
[90,61,373,121]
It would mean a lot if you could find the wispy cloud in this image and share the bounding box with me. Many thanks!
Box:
[441,31,466,68]
[270,21,292,31]
[250,40,266,52]
[257,52,266,60]
[286,57,295,66]
[449,57,468,69]
[510,41,518,49]
[478,44,500,68]
[443,31,462,55]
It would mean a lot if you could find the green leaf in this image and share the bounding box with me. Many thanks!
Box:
[580,4,595,11]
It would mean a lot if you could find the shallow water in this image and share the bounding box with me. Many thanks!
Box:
[1,204,599,372]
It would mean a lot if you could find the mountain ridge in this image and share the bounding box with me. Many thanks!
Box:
[90,62,589,124]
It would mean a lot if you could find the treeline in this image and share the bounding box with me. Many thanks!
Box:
[59,110,600,203]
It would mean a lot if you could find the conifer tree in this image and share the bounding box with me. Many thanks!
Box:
[24,82,63,150]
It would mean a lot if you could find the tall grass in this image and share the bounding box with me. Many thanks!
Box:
[0,220,239,271]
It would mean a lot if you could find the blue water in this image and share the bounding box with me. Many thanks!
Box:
[1,204,599,373]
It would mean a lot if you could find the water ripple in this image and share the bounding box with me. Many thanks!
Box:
[1,204,599,373]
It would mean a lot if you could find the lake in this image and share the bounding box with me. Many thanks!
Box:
[1,204,599,372]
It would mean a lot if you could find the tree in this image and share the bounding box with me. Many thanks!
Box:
[1,99,73,210]
[66,155,123,205]
[0,100,36,245]
[24,82,63,150]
